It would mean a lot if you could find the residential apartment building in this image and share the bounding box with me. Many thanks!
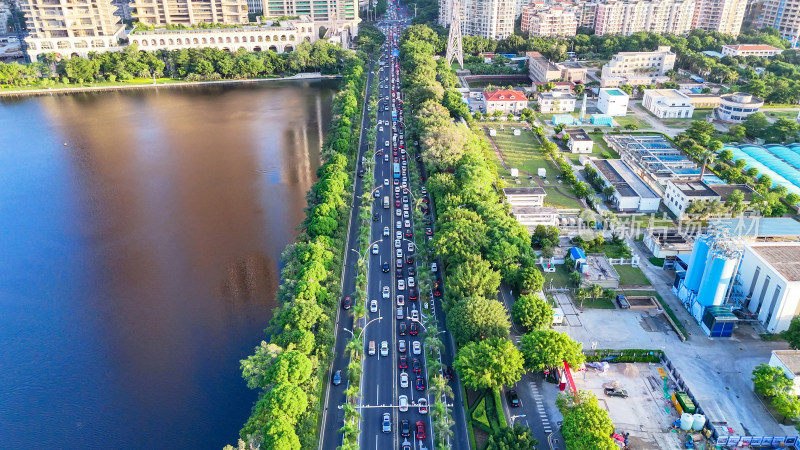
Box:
[263,0,360,34]
[461,0,516,39]
[484,89,529,114]
[527,51,587,83]
[642,89,695,118]
[439,0,453,26]
[600,46,675,87]
[520,5,578,37]
[594,0,696,36]
[721,44,783,57]
[133,0,250,26]
[692,0,748,36]
[21,0,126,61]
[755,0,800,40]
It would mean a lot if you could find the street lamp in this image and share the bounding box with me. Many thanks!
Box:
[351,238,384,262]
[343,315,383,341]
[510,414,527,425]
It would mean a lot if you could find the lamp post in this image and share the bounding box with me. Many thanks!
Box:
[343,315,384,341]
[351,238,384,262]
[510,414,527,425]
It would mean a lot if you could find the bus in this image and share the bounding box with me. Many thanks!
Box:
[383,196,390,209]
[393,163,400,179]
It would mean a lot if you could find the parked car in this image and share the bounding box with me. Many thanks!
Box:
[604,387,629,398]
[616,295,631,309]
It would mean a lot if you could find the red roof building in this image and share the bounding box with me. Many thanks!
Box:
[721,44,783,57]
[483,89,529,115]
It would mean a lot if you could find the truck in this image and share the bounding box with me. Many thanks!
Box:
[383,196,390,209]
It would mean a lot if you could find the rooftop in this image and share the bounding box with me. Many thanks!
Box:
[503,187,546,196]
[720,93,764,105]
[670,180,717,197]
[511,206,559,215]
[645,89,690,100]
[566,128,592,141]
[593,159,660,199]
[773,350,800,375]
[750,244,800,282]
[722,44,782,52]
[602,88,626,96]
[708,184,755,202]
[484,89,527,102]
[538,91,576,100]
[709,218,800,238]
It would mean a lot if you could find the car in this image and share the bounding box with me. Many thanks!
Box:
[380,340,389,357]
[379,126,384,132]
[373,213,380,221]
[332,370,342,386]
[373,190,381,198]
[403,210,409,219]
[342,296,351,310]
[358,168,365,178]
[399,321,407,335]
[401,440,411,450]
[384,226,390,236]
[384,178,389,186]
[372,244,379,254]
[395,200,401,208]
[412,341,421,355]
[396,258,403,268]
[370,299,378,313]
[616,295,631,309]
[394,239,401,248]
[399,394,408,411]
[382,261,390,272]
[406,255,414,264]
[402,195,409,204]
[396,307,404,319]
[415,376,425,391]
[404,230,413,238]
[396,248,403,259]
[397,294,405,306]
[382,413,391,433]
[431,262,438,272]
[396,220,402,229]
[384,154,389,162]
[415,421,426,440]
[408,288,418,301]
[385,140,390,147]
[604,387,629,398]
[369,340,376,355]
[396,230,402,240]
[401,419,410,437]
[395,208,402,217]
[444,365,454,380]
[407,266,415,276]
[404,219,411,228]
[418,397,428,414]
[412,358,421,373]
[409,321,419,335]
[408,277,415,287]
[410,309,418,321]
[398,355,408,369]
[396,268,403,279]
[398,279,405,290]
[383,286,390,299]
[433,288,441,297]
[507,389,521,407]
[425,228,433,236]
[393,178,399,186]
[399,339,407,353]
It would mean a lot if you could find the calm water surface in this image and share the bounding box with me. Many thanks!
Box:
[0,80,337,448]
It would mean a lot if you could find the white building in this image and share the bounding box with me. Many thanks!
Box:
[452,0,515,39]
[664,180,754,219]
[520,5,578,37]
[692,0,747,36]
[503,187,546,207]
[769,351,800,396]
[756,0,800,41]
[527,51,587,83]
[721,44,783,57]
[715,93,764,123]
[597,88,629,116]
[593,0,696,36]
[484,89,529,114]
[600,46,675,87]
[21,0,126,61]
[742,244,800,333]
[642,89,695,119]
[133,0,249,26]
[511,206,560,228]
[566,129,594,154]
[263,0,360,38]
[589,158,661,212]
[129,19,317,53]
[538,91,576,113]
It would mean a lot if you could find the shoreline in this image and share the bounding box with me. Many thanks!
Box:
[0,72,341,97]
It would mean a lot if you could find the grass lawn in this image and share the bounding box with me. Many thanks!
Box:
[541,265,574,289]
[615,265,651,286]
[579,296,617,309]
[659,109,714,128]
[543,186,583,209]
[763,110,800,121]
[587,133,621,158]
[648,257,665,267]
[614,115,651,129]
[594,242,630,258]
[480,123,558,178]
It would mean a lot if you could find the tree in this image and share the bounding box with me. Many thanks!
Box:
[447,296,511,345]
[569,270,583,287]
[485,423,539,450]
[512,294,554,331]
[742,113,769,139]
[263,420,301,450]
[445,255,502,305]
[752,363,792,398]
[728,125,746,142]
[241,341,284,389]
[517,265,545,294]
[773,392,800,421]
[263,382,308,424]
[765,118,800,143]
[782,316,800,349]
[590,284,604,303]
[602,185,616,201]
[520,330,585,372]
[264,350,313,386]
[557,391,617,450]
[454,338,525,390]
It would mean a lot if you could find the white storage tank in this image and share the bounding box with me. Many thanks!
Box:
[680,413,693,431]
[684,235,710,292]
[691,414,706,431]
[696,252,737,306]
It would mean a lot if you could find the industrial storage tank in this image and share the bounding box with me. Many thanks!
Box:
[680,413,693,431]
[684,235,711,292]
[696,252,737,306]
[691,414,706,431]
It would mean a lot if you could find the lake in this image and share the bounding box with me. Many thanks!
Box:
[0,79,337,448]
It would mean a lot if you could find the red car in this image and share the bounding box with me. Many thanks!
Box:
[398,355,408,369]
[342,296,351,310]
[409,322,419,335]
[415,421,426,440]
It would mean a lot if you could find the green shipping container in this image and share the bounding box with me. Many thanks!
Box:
[676,392,696,414]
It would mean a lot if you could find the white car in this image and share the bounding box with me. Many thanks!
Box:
[400,374,409,389]
[398,339,407,353]
[412,341,421,355]
[372,243,379,254]
[384,154,389,162]
[384,178,389,186]
[379,126,384,132]
[396,248,402,258]
[398,279,405,291]
[384,226,390,236]
[396,220,402,229]
[397,295,405,306]
[403,210,409,219]
[404,220,411,228]
[418,397,428,414]
[408,277,415,287]
[385,140,390,147]
[395,208,402,217]
[395,239,401,249]
[410,308,418,320]
[431,263,438,272]
[407,243,414,252]
[380,340,389,357]
[370,299,378,313]
[382,286,390,299]
[399,394,409,412]
[396,231,402,240]
[403,203,409,212]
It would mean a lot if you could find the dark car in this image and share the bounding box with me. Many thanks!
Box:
[332,370,342,386]
[358,168,365,177]
[409,321,419,336]
[401,419,410,437]
[433,288,441,297]
[616,295,631,309]
[409,288,418,301]
[342,296,352,310]
[407,266,416,276]
[604,387,629,398]
[399,321,407,335]
[382,262,390,273]
[415,421,426,440]
[398,355,408,369]
[373,213,380,221]
[415,376,425,391]
[404,230,413,238]
[406,255,414,264]
[508,389,521,407]
[396,268,404,278]
[444,365,454,380]
[425,228,433,236]
[412,358,421,373]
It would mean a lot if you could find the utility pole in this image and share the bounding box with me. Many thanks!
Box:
[445,0,463,68]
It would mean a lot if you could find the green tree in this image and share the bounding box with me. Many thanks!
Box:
[520,329,585,372]
[485,423,539,450]
[557,391,617,450]
[445,255,502,305]
[454,338,525,390]
[263,420,301,450]
[773,392,800,421]
[728,125,746,142]
[569,270,583,287]
[241,341,284,389]
[765,118,800,143]
[742,113,769,139]
[512,294,553,331]
[517,265,545,294]
[263,382,308,424]
[752,363,792,398]
[781,316,800,349]
[602,185,616,200]
[447,296,511,345]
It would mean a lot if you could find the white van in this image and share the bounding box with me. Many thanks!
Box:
[369,340,376,356]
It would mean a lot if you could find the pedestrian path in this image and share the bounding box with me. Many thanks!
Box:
[528,382,552,434]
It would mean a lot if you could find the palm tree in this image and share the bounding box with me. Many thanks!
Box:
[570,270,583,288]
[591,284,604,303]
[345,337,362,359]
[699,150,716,180]
[575,288,588,308]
